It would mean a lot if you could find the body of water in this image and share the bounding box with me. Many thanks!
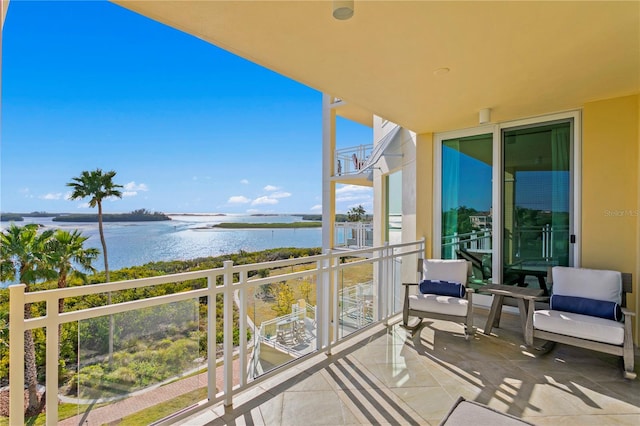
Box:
[1,214,322,285]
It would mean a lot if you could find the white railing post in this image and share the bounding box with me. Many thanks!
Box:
[331,252,339,352]
[377,244,385,322]
[238,270,247,387]
[207,274,216,402]
[45,296,59,426]
[223,260,234,407]
[9,284,26,426]
[316,253,331,352]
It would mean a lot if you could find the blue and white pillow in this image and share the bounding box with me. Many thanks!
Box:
[419,280,466,298]
[550,294,622,322]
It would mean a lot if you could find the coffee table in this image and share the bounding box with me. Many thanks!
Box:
[482,284,547,335]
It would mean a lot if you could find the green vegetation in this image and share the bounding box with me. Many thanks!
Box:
[0,402,95,426]
[119,387,208,425]
[53,209,170,222]
[210,221,320,229]
[0,244,322,418]
[0,213,23,222]
[346,205,366,222]
[1,210,171,223]
[298,214,372,222]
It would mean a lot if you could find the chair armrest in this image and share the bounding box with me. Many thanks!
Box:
[402,282,419,286]
[622,307,636,317]
[520,294,550,302]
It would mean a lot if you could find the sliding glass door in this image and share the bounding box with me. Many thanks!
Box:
[441,133,493,286]
[437,113,577,292]
[502,121,572,292]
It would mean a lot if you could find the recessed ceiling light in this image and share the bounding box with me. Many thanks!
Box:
[433,67,450,76]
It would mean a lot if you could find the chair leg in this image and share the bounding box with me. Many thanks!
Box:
[623,321,636,379]
[402,316,423,336]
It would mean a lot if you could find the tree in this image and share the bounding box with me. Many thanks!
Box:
[347,205,366,222]
[67,169,123,283]
[271,281,295,316]
[48,229,99,345]
[67,169,122,365]
[0,224,55,415]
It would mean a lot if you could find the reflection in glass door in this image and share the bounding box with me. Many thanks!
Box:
[441,133,493,287]
[502,121,572,292]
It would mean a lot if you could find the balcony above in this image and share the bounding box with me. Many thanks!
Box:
[333,144,373,187]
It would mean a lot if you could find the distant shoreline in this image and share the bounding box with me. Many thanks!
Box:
[198,222,322,230]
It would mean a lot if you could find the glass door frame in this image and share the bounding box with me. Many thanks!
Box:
[434,110,582,283]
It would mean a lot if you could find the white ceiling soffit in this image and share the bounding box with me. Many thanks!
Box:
[112,1,640,134]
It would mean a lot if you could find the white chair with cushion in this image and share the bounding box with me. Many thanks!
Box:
[524,266,635,379]
[402,259,474,339]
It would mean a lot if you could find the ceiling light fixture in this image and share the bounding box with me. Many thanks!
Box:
[333,1,354,20]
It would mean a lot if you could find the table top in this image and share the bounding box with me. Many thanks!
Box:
[481,284,545,298]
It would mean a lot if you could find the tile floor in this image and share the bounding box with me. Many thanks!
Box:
[176,308,640,425]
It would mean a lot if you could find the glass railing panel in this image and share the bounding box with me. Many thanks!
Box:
[337,258,374,339]
[247,261,318,379]
[73,298,202,423]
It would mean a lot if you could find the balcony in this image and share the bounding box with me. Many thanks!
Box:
[7,239,639,425]
[334,222,373,249]
[8,241,422,425]
[334,145,373,186]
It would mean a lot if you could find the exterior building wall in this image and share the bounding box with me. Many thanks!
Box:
[415,132,434,258]
[406,94,639,342]
[582,94,639,342]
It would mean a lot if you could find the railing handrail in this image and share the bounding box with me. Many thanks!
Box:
[8,239,425,425]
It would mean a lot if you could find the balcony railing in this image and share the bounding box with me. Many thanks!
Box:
[8,239,424,425]
[335,144,372,176]
[334,222,373,248]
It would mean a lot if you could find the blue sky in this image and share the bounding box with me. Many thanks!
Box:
[1,0,373,215]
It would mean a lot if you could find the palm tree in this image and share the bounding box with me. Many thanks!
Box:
[67,169,122,365]
[0,224,55,415]
[66,169,123,282]
[347,205,366,222]
[48,229,99,344]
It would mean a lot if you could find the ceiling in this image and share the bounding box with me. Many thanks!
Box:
[112,1,640,134]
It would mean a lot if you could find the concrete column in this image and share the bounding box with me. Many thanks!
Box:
[322,94,336,251]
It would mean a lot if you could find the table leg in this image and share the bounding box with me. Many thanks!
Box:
[516,298,528,335]
[484,294,505,335]
[537,275,548,295]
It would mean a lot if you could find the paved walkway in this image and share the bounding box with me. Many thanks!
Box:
[59,358,241,426]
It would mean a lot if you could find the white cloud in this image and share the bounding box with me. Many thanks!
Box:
[228,195,251,204]
[336,185,370,195]
[264,185,279,191]
[124,181,149,191]
[76,202,91,209]
[310,204,322,212]
[336,184,373,203]
[240,179,249,184]
[270,191,291,199]
[122,181,149,198]
[40,192,63,200]
[252,196,278,206]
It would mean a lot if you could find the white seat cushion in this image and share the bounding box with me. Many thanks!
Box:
[409,294,469,317]
[552,266,622,304]
[534,309,624,345]
[423,259,468,285]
